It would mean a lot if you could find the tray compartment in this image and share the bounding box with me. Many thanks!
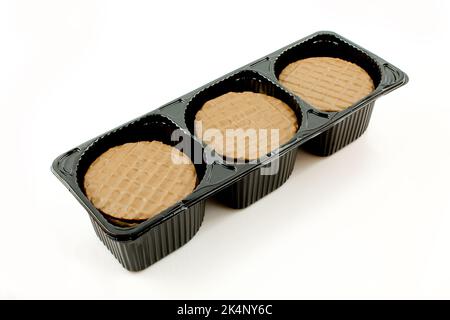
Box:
[215,148,297,208]
[274,33,382,156]
[303,101,375,156]
[91,200,205,271]
[72,114,209,269]
[185,70,303,208]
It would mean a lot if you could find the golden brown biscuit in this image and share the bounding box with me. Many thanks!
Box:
[279,57,374,112]
[84,141,197,221]
[195,91,298,160]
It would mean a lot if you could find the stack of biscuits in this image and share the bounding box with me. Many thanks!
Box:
[194,91,299,160]
[84,141,197,227]
[278,57,374,112]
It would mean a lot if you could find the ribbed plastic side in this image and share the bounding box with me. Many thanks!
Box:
[303,102,375,156]
[216,148,297,209]
[90,200,206,271]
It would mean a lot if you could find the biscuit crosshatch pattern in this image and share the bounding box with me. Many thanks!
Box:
[195,91,298,160]
[84,141,197,221]
[279,57,375,112]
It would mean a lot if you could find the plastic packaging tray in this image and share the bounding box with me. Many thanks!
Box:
[52,31,408,271]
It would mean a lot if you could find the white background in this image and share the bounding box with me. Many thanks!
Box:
[1,0,449,299]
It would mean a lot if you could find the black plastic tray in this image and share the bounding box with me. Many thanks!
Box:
[52,31,408,271]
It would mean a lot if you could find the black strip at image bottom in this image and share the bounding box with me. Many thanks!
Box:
[1,300,443,318]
